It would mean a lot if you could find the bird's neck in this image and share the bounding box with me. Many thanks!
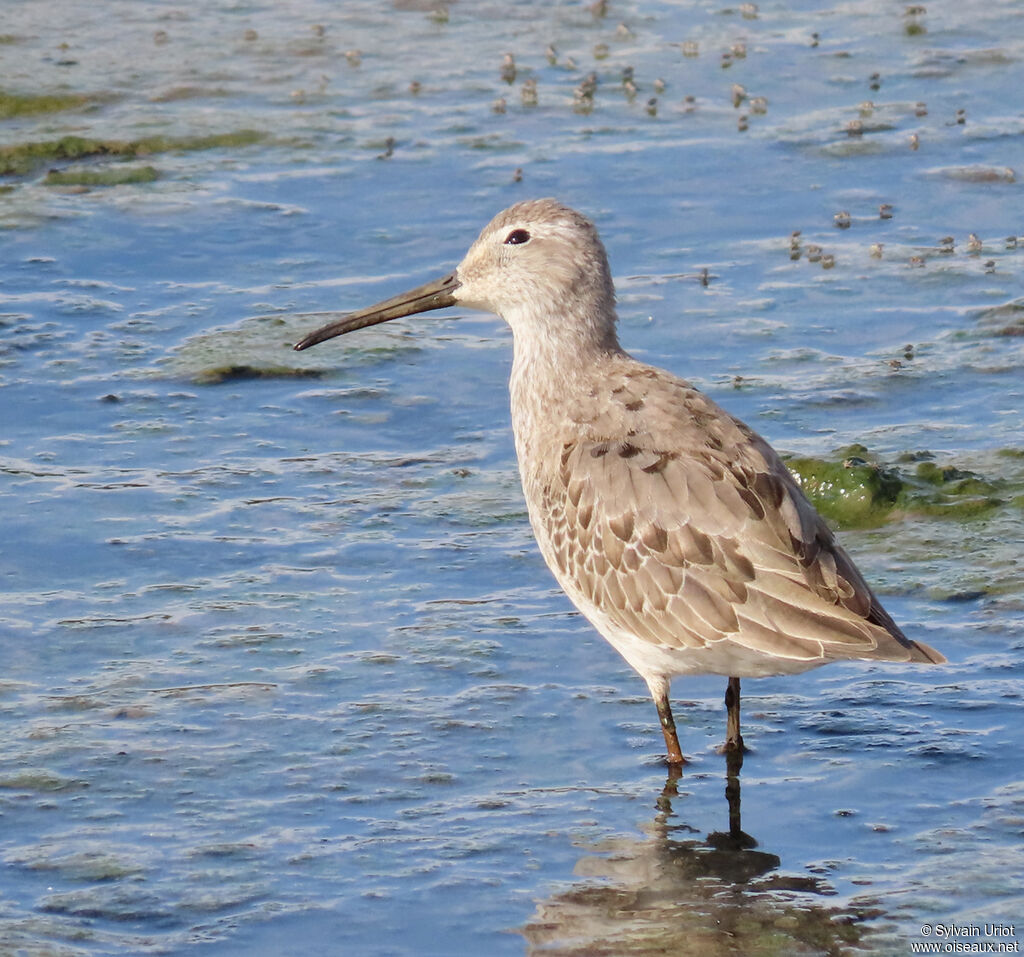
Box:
[507,298,625,467]
[510,316,621,403]
[508,289,622,376]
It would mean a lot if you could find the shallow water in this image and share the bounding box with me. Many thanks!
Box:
[2,1,1023,954]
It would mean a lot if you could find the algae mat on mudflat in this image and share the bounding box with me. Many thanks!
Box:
[41,165,160,187]
[0,130,265,177]
[787,444,1023,529]
[0,89,98,119]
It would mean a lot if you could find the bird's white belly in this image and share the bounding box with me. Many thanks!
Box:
[562,583,829,680]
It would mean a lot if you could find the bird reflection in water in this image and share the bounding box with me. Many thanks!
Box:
[521,756,880,955]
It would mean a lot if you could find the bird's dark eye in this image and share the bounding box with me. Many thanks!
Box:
[504,229,531,245]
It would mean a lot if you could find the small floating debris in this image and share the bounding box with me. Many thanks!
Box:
[622,67,637,100]
[573,72,598,113]
[501,53,516,85]
[904,5,926,34]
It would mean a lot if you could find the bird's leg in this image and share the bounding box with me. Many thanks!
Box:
[656,696,685,766]
[647,675,685,766]
[723,676,745,757]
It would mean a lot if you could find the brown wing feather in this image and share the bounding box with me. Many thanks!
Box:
[533,367,945,666]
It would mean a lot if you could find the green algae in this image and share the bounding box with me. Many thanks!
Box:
[43,165,159,187]
[905,461,1004,518]
[975,299,1024,337]
[192,364,328,385]
[786,445,902,528]
[167,311,425,384]
[0,769,88,792]
[0,89,93,119]
[786,444,1019,529]
[0,130,265,177]
[13,847,146,882]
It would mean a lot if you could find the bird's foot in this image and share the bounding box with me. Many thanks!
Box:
[664,753,687,771]
[718,733,747,755]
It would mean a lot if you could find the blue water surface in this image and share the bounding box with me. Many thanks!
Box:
[2,1,1023,954]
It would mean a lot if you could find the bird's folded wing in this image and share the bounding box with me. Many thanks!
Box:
[536,413,942,664]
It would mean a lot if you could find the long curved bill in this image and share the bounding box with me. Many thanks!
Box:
[293,273,461,351]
